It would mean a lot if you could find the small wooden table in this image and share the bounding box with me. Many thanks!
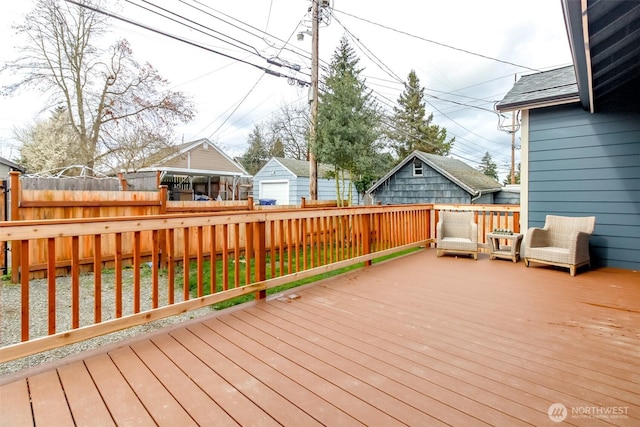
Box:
[487,232,523,263]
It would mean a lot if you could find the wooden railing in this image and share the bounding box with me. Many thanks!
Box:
[0,204,433,362]
[432,204,521,249]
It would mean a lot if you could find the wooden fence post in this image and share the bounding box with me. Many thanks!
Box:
[118,172,128,191]
[247,196,254,210]
[301,197,306,208]
[254,220,266,300]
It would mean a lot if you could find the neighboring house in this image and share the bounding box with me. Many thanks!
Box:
[366,151,502,205]
[124,138,251,200]
[0,156,25,179]
[253,157,358,206]
[496,0,640,270]
[494,184,520,205]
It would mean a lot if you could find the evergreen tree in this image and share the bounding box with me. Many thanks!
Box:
[478,151,499,181]
[240,125,270,175]
[316,36,381,205]
[389,70,453,160]
[503,163,521,185]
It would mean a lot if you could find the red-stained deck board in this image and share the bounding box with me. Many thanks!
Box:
[197,317,407,427]
[1,249,638,427]
[149,333,264,427]
[0,379,33,427]
[57,362,115,427]
[27,370,74,427]
[238,303,539,426]
[166,328,283,427]
[83,353,156,426]
[128,339,236,427]
[108,346,197,426]
[217,311,472,426]
[182,323,326,427]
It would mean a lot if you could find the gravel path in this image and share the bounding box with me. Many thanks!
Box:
[0,268,213,378]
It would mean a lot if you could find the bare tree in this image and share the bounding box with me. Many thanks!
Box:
[2,0,195,172]
[269,101,309,160]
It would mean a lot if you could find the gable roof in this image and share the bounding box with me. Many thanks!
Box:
[271,157,336,178]
[367,151,502,196]
[496,66,580,112]
[150,138,248,175]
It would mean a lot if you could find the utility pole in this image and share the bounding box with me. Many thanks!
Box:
[309,0,319,200]
[510,74,516,185]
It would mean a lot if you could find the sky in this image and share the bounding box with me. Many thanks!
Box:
[0,0,573,181]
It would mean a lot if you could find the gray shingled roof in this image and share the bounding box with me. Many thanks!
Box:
[496,65,579,112]
[274,157,336,178]
[367,151,502,196]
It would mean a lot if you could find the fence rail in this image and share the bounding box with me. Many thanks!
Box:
[0,204,433,362]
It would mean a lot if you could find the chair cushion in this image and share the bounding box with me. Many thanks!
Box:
[527,246,572,264]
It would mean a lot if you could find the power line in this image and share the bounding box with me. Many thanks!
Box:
[126,0,262,57]
[63,0,310,87]
[333,8,541,72]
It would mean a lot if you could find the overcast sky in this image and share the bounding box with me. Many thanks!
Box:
[0,0,572,180]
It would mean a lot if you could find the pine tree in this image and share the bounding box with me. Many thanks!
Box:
[316,37,381,205]
[389,70,453,160]
[478,151,499,181]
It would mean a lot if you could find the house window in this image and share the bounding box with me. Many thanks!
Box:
[413,161,423,176]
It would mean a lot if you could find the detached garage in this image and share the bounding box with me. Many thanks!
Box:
[253,157,358,206]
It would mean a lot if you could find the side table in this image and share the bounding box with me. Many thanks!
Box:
[487,232,523,262]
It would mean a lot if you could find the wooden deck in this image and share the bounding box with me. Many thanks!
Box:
[1,249,638,426]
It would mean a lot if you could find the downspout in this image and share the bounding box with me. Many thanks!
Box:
[471,190,483,203]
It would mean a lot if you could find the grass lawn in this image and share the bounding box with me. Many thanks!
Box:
[189,247,421,310]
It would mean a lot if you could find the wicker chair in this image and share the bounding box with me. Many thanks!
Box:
[436,211,478,260]
[524,215,596,276]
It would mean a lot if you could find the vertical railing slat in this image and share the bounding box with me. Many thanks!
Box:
[222,224,229,290]
[133,231,141,313]
[152,230,159,308]
[71,236,80,329]
[210,225,217,294]
[182,228,190,301]
[20,239,29,341]
[47,238,56,335]
[166,229,175,305]
[196,226,204,297]
[93,234,102,323]
[115,233,123,318]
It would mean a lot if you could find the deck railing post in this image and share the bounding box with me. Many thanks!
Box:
[254,219,267,300]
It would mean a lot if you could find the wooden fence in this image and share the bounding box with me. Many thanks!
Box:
[0,205,433,362]
[6,172,345,281]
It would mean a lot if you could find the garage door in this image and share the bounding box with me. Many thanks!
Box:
[259,181,289,205]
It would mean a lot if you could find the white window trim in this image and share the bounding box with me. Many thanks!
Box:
[413,161,423,177]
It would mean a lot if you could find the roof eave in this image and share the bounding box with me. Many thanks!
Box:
[562,0,592,111]
[496,95,581,112]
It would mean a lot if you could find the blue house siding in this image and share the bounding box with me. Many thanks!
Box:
[372,162,475,205]
[528,104,640,270]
